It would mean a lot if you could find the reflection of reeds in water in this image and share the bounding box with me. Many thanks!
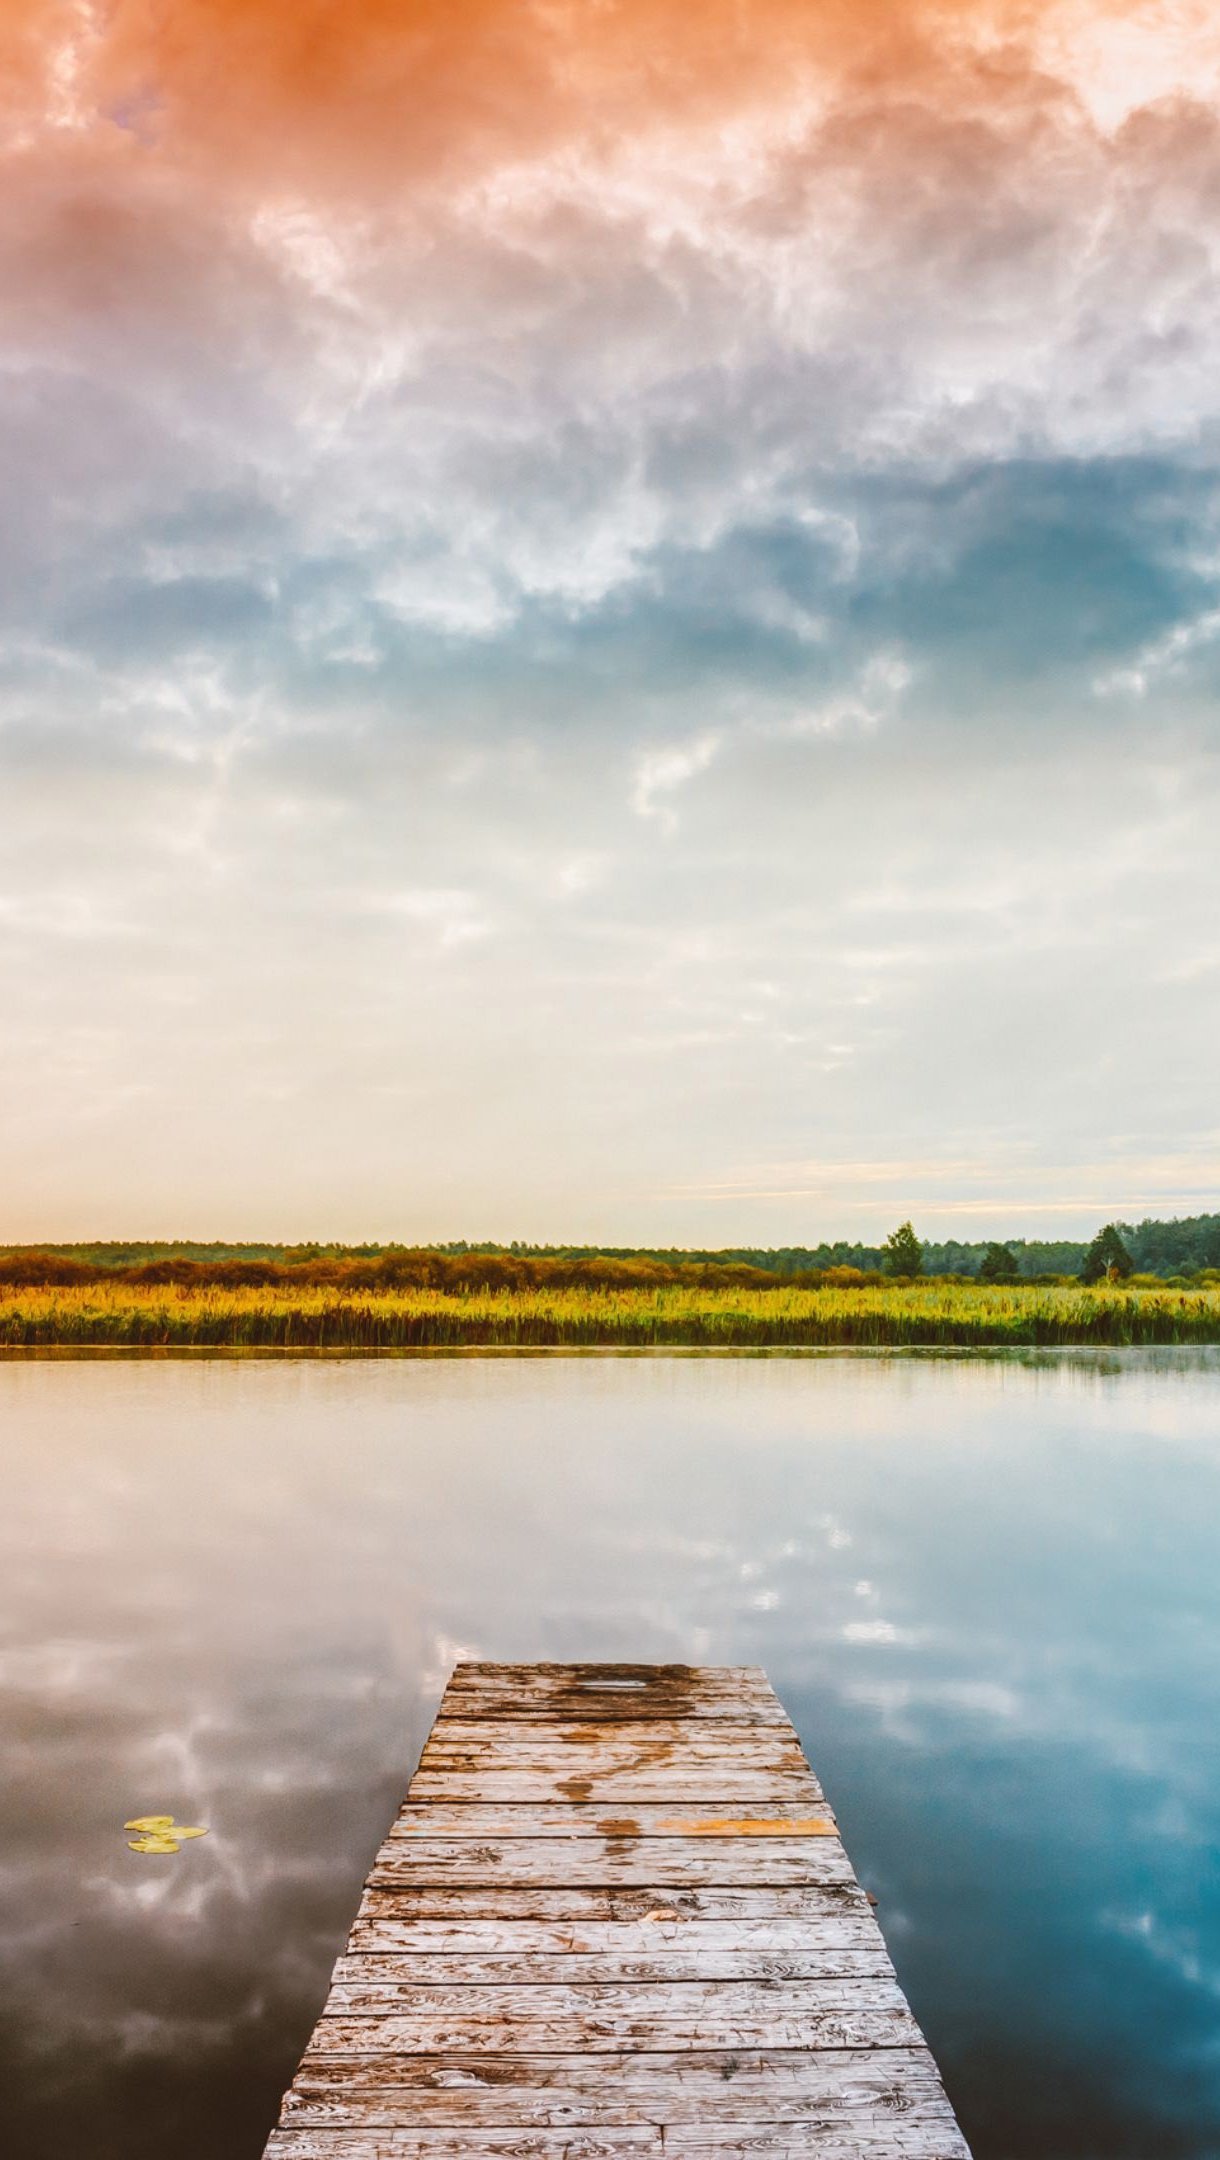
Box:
[1,1282,1219,1347]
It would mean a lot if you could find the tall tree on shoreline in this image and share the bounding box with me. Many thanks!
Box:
[1080,1224,1134,1283]
[882,1222,924,1277]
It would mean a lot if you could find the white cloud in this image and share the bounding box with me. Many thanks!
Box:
[367,888,495,947]
[1093,605,1220,698]
[2,6,1220,1233]
[632,731,724,828]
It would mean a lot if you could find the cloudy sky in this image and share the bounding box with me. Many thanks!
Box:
[3,0,1219,1244]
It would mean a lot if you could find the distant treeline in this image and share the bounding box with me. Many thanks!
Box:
[2,1211,1218,1285]
[491,1217,1220,1278]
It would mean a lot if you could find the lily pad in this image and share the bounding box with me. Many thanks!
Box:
[124,1814,209,1855]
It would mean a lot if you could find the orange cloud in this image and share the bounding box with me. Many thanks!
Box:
[6,0,1138,200]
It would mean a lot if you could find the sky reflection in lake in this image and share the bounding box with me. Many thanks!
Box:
[2,1350,1220,2159]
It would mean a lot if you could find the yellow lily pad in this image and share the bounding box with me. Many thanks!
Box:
[124,1813,209,1855]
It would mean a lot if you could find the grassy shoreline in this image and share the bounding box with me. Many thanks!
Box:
[3,1281,1220,1348]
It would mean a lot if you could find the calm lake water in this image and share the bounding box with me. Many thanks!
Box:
[2,1351,1220,2160]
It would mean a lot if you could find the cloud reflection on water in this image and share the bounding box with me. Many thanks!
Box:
[2,1351,1220,2157]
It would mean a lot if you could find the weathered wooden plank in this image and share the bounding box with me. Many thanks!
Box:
[355,1884,871,1925]
[438,1665,785,1722]
[419,1722,807,1767]
[268,2132,967,2160]
[321,1977,909,2019]
[334,1948,894,1982]
[433,1700,791,1726]
[412,1740,816,1801]
[443,1660,772,1684]
[306,2006,921,2053]
[267,2132,661,2159]
[277,2048,963,2129]
[268,2132,966,2160]
[367,1838,853,1889]
[630,2133,966,2157]
[389,1804,835,1838]
[406,1769,821,1803]
[263,1664,970,2159]
[350,1904,875,1954]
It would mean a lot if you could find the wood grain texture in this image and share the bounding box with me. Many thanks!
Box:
[406,1769,822,1803]
[267,2132,968,2159]
[354,1884,873,1924]
[333,1949,894,1982]
[387,1804,836,1838]
[367,1837,854,1888]
[419,1720,809,1762]
[306,2009,921,2053]
[261,1663,971,2159]
[349,1902,876,1954]
[437,1664,785,1722]
[319,1976,910,2018]
[267,2130,968,2159]
[275,2048,963,2128]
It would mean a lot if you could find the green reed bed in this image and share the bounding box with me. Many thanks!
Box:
[2,1280,1220,1348]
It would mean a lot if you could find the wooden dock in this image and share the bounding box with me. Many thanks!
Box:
[264,1662,971,2158]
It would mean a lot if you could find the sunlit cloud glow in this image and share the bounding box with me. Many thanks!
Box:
[1,0,1218,1238]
